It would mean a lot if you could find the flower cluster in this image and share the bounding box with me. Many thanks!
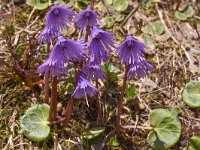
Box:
[37,5,114,100]
[116,35,154,79]
[37,4,153,102]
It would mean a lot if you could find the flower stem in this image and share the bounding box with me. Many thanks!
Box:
[116,65,129,137]
[63,64,78,127]
[44,70,49,104]
[63,96,75,127]
[49,76,57,122]
[95,80,103,125]
[44,43,51,103]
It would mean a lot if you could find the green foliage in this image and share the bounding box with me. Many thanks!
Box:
[26,0,50,10]
[183,136,200,150]
[182,81,200,108]
[112,0,128,12]
[125,84,135,101]
[100,16,115,28]
[20,104,50,142]
[147,109,181,150]
[139,33,156,51]
[81,127,105,140]
[142,0,160,10]
[5,25,15,36]
[97,0,128,28]
[102,62,117,77]
[77,0,88,9]
[143,20,165,35]
[114,14,125,22]
[107,136,119,147]
[175,4,195,21]
[80,127,105,148]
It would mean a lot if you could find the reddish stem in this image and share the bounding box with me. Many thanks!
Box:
[44,70,49,104]
[49,76,57,122]
[116,66,129,136]
[63,65,78,127]
[95,80,103,125]
[63,96,75,127]
[44,43,51,103]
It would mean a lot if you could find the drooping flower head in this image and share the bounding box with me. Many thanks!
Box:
[37,27,59,43]
[54,36,87,63]
[37,47,67,77]
[127,59,154,79]
[75,8,98,32]
[73,72,98,99]
[37,5,74,43]
[45,5,74,32]
[116,35,146,65]
[89,26,115,64]
[82,56,105,80]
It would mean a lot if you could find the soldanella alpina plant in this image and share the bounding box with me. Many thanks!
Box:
[21,3,154,139]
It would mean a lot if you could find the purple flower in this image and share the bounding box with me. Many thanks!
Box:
[127,59,154,79]
[37,5,74,43]
[37,27,59,43]
[75,8,98,32]
[116,35,146,65]
[73,73,98,99]
[89,26,115,64]
[37,48,67,77]
[45,5,74,32]
[82,57,105,80]
[54,36,87,63]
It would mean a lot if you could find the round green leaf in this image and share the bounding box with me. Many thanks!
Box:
[100,16,115,28]
[20,104,50,142]
[143,20,164,35]
[152,20,165,35]
[26,0,50,10]
[175,4,194,21]
[147,109,181,150]
[105,0,113,5]
[114,14,125,22]
[175,11,187,21]
[143,24,154,35]
[185,6,195,18]
[182,81,200,108]
[148,109,172,127]
[139,33,156,52]
[112,0,128,12]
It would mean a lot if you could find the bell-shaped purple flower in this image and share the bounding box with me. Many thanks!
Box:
[82,56,105,80]
[73,72,98,99]
[37,27,59,43]
[116,35,146,65]
[37,5,74,43]
[75,8,98,32]
[54,36,87,63]
[89,26,115,64]
[127,59,154,79]
[45,5,74,31]
[37,47,67,77]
